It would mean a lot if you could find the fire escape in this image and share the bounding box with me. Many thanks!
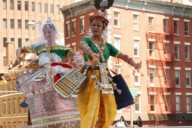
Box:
[146,25,174,126]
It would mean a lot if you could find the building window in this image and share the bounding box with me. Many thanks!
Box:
[174,20,179,34]
[114,65,121,74]
[175,70,180,87]
[149,17,154,31]
[150,68,155,85]
[174,44,180,60]
[25,1,28,11]
[3,37,7,47]
[165,69,170,81]
[65,23,70,38]
[50,4,54,13]
[176,95,181,112]
[32,2,35,11]
[17,1,21,10]
[3,19,7,29]
[186,96,192,112]
[114,37,120,50]
[163,19,169,33]
[44,3,47,13]
[149,41,155,57]
[18,19,21,29]
[3,101,6,114]
[80,18,84,33]
[185,45,190,61]
[25,20,29,29]
[186,70,190,87]
[72,20,76,36]
[10,19,14,29]
[133,14,139,30]
[13,99,16,114]
[3,0,7,9]
[150,95,155,111]
[18,38,22,48]
[67,57,70,63]
[3,56,6,66]
[114,11,120,27]
[184,21,190,36]
[134,72,140,86]
[10,0,14,10]
[56,5,60,14]
[165,43,170,54]
[11,38,14,42]
[38,2,41,12]
[134,40,139,57]
[135,95,140,112]
[166,95,171,106]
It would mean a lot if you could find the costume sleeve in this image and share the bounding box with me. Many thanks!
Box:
[107,43,120,57]
[80,37,91,47]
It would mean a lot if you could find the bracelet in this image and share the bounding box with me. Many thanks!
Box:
[128,58,132,64]
[92,53,99,58]
[85,47,91,54]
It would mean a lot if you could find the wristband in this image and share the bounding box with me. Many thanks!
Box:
[128,58,132,64]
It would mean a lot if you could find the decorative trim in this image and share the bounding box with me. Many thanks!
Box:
[164,66,170,69]
[164,40,170,43]
[114,34,122,38]
[163,92,171,95]
[72,19,76,21]
[186,93,192,95]
[175,67,181,70]
[113,8,121,12]
[185,42,191,45]
[26,46,71,54]
[148,39,156,42]
[89,12,94,16]
[133,37,141,40]
[175,92,182,95]
[184,19,190,22]
[66,21,70,23]
[185,68,191,70]
[174,41,180,44]
[132,12,140,15]
[148,14,155,17]
[149,92,157,95]
[162,17,169,19]
[80,16,85,19]
[149,65,156,68]
[173,18,180,21]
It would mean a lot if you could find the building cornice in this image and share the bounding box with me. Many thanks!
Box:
[61,0,95,20]
[113,0,192,18]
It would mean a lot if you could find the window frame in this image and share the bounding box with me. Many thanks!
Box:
[174,19,179,35]
[133,39,140,57]
[114,11,120,27]
[133,14,139,30]
[184,21,190,36]
[176,95,181,112]
[175,69,180,87]
[174,44,180,60]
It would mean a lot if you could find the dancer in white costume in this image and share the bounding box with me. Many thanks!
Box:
[12,17,83,128]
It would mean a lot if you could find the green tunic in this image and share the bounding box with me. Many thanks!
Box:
[81,37,120,69]
[25,43,71,59]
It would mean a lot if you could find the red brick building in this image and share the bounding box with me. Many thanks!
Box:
[61,0,192,127]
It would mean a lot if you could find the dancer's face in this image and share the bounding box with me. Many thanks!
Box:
[90,20,105,37]
[43,27,55,44]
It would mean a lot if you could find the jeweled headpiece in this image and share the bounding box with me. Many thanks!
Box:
[89,11,109,26]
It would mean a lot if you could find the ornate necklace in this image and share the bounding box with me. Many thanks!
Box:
[90,37,106,63]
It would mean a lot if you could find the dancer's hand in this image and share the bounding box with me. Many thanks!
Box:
[12,58,21,67]
[134,61,142,72]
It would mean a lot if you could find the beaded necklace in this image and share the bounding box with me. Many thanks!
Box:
[90,37,107,63]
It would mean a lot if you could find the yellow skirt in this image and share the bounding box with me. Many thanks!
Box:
[77,70,117,128]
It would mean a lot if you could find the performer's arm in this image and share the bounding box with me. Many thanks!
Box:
[117,52,142,72]
[16,47,29,59]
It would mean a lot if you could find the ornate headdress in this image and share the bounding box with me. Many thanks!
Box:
[89,11,109,27]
